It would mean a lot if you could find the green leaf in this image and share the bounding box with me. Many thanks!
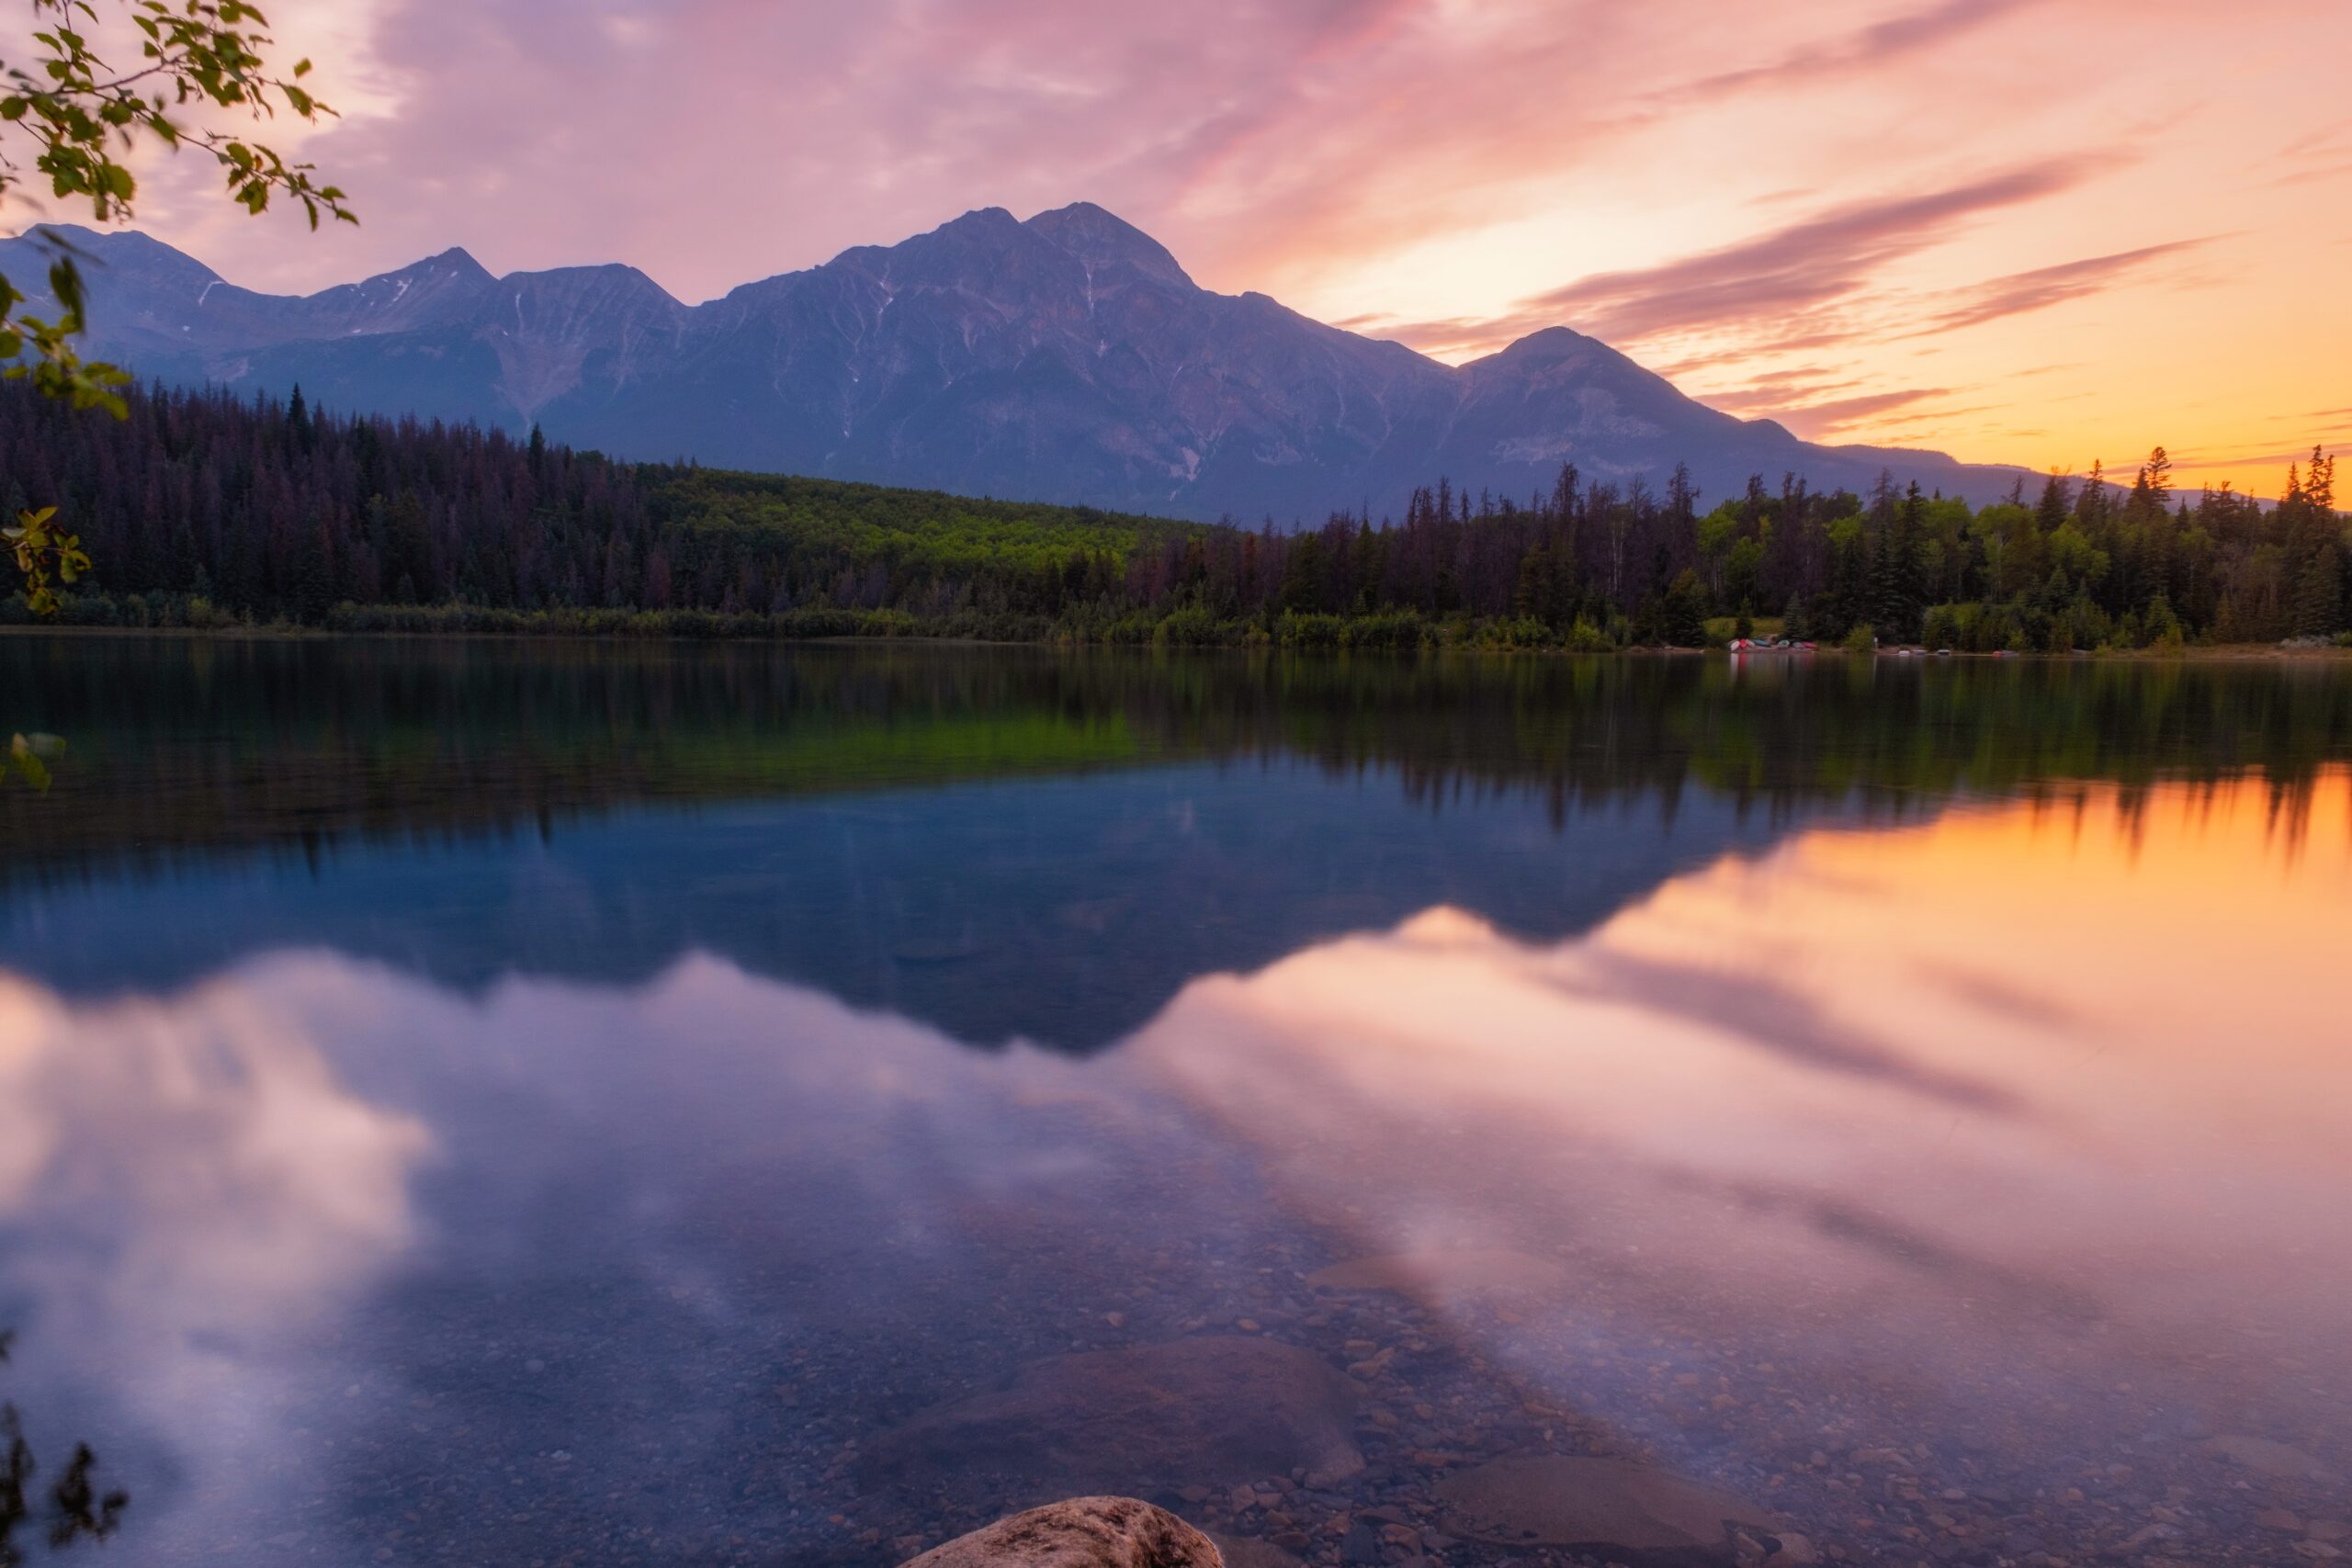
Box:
[10,740,51,793]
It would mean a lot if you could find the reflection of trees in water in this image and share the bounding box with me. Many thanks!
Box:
[4,637,2351,882]
[0,1334,125,1562]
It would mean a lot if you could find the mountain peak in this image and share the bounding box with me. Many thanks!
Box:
[320,246,494,306]
[1487,325,1597,362]
[10,222,224,289]
[503,261,686,314]
[401,246,493,286]
[865,206,1043,276]
[934,206,1024,239]
[1023,202,1193,289]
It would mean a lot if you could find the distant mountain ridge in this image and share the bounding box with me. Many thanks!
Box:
[0,206,2030,521]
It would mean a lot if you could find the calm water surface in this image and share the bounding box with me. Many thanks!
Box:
[0,637,2347,1567]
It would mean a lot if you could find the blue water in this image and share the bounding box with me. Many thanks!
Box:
[0,637,2346,1567]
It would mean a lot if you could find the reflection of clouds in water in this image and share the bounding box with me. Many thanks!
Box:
[0,969,429,1337]
[0,953,1195,1562]
[1127,778,2352,1427]
[345,951,1165,1235]
[1555,948,2027,1113]
[0,775,2344,1557]
[0,970,429,1543]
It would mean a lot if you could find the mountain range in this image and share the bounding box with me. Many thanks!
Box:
[0,205,2028,522]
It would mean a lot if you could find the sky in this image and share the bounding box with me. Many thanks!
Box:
[21,0,2352,497]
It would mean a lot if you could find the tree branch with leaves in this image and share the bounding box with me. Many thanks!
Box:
[0,0,356,415]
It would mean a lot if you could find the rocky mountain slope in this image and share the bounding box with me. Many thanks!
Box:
[0,207,2026,520]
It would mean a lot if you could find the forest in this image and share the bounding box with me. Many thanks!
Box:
[0,378,2344,653]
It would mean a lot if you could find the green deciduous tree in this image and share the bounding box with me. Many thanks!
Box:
[2,503,84,615]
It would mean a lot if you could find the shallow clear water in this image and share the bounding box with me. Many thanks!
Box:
[1,637,2347,1567]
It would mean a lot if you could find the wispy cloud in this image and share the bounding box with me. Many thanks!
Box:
[1863,402,1998,428]
[1664,0,2032,103]
[1915,240,2211,334]
[1529,161,2100,344]
[1354,159,2103,360]
[1696,376,1867,414]
[2267,159,2352,190]
[2277,117,2352,163]
[2169,443,2350,473]
[1768,388,1958,440]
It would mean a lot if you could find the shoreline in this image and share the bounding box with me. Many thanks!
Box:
[4,623,2349,661]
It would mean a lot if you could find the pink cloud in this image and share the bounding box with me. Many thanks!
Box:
[1661,0,2035,103]
[1914,240,2211,334]
[2169,442,2351,472]
[1522,161,2101,344]
[1341,159,2108,362]
[1765,388,1958,439]
[1696,377,1868,414]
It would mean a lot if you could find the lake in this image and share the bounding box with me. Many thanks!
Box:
[1,636,2347,1568]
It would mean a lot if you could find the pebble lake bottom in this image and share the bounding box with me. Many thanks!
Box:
[0,636,2346,1567]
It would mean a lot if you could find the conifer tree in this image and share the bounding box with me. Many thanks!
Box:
[2293,550,2343,638]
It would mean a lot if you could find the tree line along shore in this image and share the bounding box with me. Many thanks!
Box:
[1,379,2344,656]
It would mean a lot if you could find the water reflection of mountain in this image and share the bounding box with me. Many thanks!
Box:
[1,764,1809,1050]
[5,637,2350,1048]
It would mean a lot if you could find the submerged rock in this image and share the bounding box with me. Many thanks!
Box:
[873,1336,1363,1493]
[2201,1435,2334,1483]
[1434,1455,1781,1565]
[1205,1533,1304,1568]
[900,1497,1223,1568]
[1307,1248,1566,1299]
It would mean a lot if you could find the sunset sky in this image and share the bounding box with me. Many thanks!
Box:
[41,0,2352,497]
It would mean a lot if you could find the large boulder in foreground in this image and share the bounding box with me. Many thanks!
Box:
[901,1497,1223,1568]
[873,1336,1363,1493]
[1435,1455,1784,1565]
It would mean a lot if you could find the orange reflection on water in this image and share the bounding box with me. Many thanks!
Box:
[1134,770,2352,1459]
